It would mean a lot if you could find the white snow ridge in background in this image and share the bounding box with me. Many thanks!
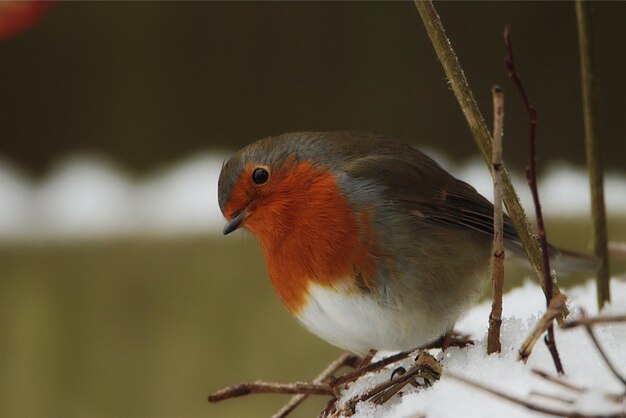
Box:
[0,152,625,241]
[35,156,135,238]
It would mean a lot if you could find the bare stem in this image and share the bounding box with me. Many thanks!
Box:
[446,371,624,418]
[412,0,568,318]
[569,310,626,389]
[330,350,413,387]
[503,25,564,374]
[518,294,566,363]
[532,369,586,394]
[561,314,626,329]
[487,86,505,355]
[340,352,442,414]
[272,352,360,418]
[575,0,611,310]
[208,381,333,403]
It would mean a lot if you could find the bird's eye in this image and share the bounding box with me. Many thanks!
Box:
[252,167,269,185]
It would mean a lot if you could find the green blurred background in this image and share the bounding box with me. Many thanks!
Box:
[1,2,625,418]
[2,1,626,175]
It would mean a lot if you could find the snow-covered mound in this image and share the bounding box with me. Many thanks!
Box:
[0,152,625,241]
[341,279,626,418]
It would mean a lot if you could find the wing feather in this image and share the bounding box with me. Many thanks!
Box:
[342,151,520,243]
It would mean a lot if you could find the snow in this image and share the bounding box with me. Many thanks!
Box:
[0,153,227,240]
[338,279,626,418]
[0,152,625,241]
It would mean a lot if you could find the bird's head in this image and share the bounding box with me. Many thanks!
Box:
[218,133,337,243]
[217,132,382,311]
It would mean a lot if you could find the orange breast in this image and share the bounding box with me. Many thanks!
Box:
[244,162,378,313]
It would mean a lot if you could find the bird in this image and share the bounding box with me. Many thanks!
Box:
[217,131,596,355]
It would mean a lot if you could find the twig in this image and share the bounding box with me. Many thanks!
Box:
[272,353,360,418]
[518,293,566,363]
[488,85,505,355]
[532,369,586,394]
[446,370,624,418]
[339,352,442,414]
[330,351,413,387]
[573,310,626,389]
[330,334,471,389]
[504,25,564,374]
[561,315,626,329]
[208,381,333,403]
[584,325,626,389]
[575,0,611,310]
[529,391,575,405]
[560,312,626,392]
[421,330,474,350]
[413,0,568,319]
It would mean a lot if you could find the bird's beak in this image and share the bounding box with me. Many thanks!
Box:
[223,208,249,235]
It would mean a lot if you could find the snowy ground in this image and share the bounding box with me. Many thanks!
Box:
[1,151,626,241]
[342,279,626,418]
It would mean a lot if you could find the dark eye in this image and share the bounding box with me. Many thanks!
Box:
[252,167,269,184]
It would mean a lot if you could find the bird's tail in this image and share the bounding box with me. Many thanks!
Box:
[505,241,599,272]
[550,247,600,272]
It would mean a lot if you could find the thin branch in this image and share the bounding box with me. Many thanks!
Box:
[272,353,360,418]
[584,325,626,389]
[559,310,626,390]
[330,350,413,387]
[532,369,586,394]
[488,85,505,355]
[413,0,568,319]
[561,315,626,329]
[518,293,567,363]
[446,370,624,418]
[529,391,575,405]
[340,352,442,414]
[330,334,471,389]
[208,381,333,403]
[575,0,611,310]
[504,25,564,374]
[422,330,474,351]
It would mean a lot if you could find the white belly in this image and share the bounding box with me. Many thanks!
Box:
[295,282,453,355]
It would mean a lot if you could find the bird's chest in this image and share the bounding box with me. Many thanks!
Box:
[261,212,378,315]
[294,280,444,355]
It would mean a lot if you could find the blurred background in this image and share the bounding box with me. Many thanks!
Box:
[1,2,625,417]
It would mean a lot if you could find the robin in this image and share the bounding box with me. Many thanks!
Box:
[217,131,595,355]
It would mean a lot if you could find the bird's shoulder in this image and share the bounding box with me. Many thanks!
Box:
[323,134,519,243]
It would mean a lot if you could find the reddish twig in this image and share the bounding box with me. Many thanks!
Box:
[330,351,413,387]
[272,352,360,418]
[208,381,333,403]
[504,24,564,374]
[330,333,471,389]
[339,352,442,415]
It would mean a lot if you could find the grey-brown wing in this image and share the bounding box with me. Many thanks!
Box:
[343,151,520,243]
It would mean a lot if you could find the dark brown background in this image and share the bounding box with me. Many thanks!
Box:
[1,1,624,176]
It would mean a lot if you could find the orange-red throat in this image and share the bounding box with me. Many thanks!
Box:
[223,161,378,313]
